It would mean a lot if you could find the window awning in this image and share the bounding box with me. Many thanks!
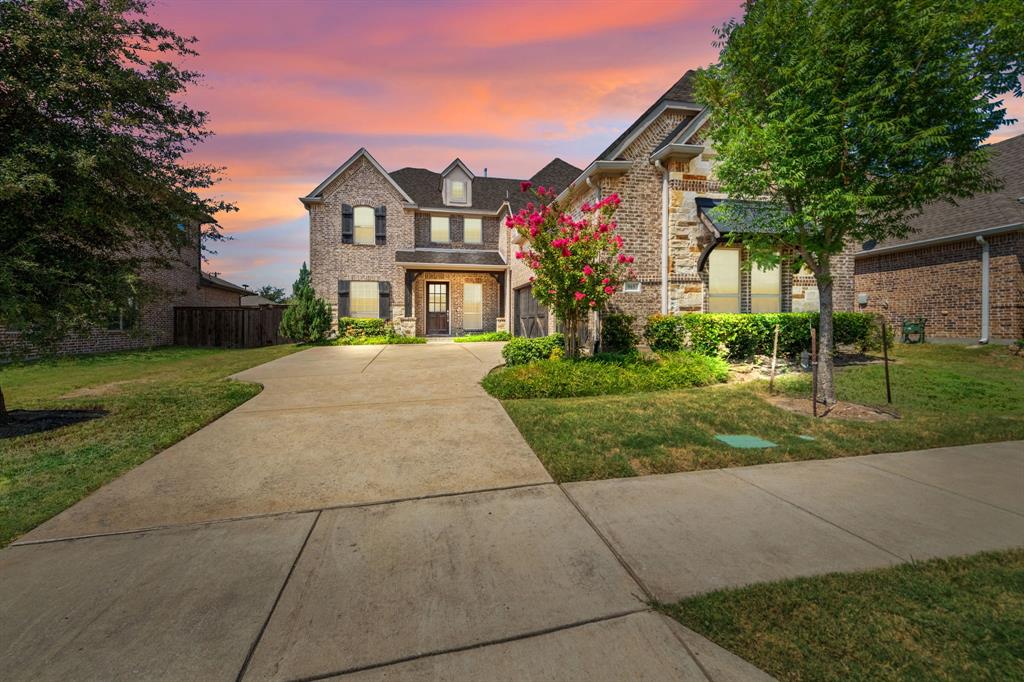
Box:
[695,197,785,270]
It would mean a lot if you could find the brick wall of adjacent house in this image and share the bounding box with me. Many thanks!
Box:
[1,239,204,358]
[198,286,242,306]
[552,112,853,336]
[854,231,1023,341]
[411,271,501,336]
[308,156,415,325]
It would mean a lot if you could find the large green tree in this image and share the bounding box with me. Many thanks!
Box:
[0,0,233,420]
[696,0,1023,404]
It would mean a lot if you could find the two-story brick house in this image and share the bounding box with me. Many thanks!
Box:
[301,150,579,336]
[305,69,855,339]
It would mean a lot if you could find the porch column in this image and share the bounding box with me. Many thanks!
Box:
[404,270,417,317]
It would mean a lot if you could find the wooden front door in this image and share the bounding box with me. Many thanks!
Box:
[426,282,449,335]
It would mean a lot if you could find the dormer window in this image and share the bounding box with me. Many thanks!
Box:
[450,180,466,203]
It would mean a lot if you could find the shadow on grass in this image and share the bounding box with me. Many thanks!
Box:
[0,409,107,439]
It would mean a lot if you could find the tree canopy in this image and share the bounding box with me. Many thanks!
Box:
[0,0,233,352]
[695,0,1023,401]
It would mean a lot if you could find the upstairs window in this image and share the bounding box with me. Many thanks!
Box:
[353,206,375,245]
[350,281,379,318]
[464,217,482,243]
[430,215,450,243]
[449,180,467,203]
[707,248,740,313]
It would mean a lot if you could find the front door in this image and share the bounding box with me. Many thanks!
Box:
[426,282,449,335]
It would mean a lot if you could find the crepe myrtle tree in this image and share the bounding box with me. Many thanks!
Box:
[505,182,636,358]
[695,0,1024,405]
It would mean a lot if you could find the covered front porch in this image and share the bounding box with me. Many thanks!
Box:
[401,265,508,337]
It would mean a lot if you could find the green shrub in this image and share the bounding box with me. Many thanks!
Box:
[502,334,564,366]
[337,317,390,337]
[453,331,513,343]
[644,312,885,359]
[334,335,426,345]
[482,351,728,399]
[601,313,638,352]
[279,289,332,343]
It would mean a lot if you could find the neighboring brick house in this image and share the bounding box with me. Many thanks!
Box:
[854,133,1024,343]
[506,70,852,336]
[301,151,579,336]
[1,224,253,357]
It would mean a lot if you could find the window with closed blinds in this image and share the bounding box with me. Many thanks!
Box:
[353,206,375,245]
[463,283,483,330]
[463,217,482,243]
[707,249,741,313]
[430,216,450,242]
[751,260,782,312]
[350,281,379,318]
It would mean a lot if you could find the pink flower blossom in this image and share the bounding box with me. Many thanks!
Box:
[520,181,532,192]
[618,253,627,263]
[582,265,593,275]
[626,255,635,263]
[589,300,597,307]
[514,251,524,259]
[561,248,572,257]
[529,226,539,237]
[601,277,610,285]
[574,292,585,301]
[604,286,615,295]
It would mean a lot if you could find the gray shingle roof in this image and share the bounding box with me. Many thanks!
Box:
[597,70,698,161]
[389,158,581,213]
[394,249,506,266]
[200,273,249,295]
[863,133,1024,251]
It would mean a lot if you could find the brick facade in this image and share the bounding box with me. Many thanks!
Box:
[411,271,501,336]
[854,231,1023,341]
[1,237,206,358]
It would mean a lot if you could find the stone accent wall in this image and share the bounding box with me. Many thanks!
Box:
[854,231,1023,341]
[411,271,501,336]
[414,213,500,249]
[308,156,415,325]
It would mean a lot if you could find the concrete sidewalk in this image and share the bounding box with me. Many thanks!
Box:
[565,440,1024,601]
[2,344,1019,680]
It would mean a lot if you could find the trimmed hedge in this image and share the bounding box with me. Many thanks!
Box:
[337,317,390,337]
[645,312,885,359]
[454,331,513,343]
[334,335,426,345]
[482,351,729,399]
[502,334,564,366]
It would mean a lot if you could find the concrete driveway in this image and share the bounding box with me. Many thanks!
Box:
[20,342,551,541]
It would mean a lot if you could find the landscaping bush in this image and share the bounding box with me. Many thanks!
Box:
[644,312,885,359]
[336,317,390,337]
[454,331,513,343]
[482,351,728,399]
[279,290,332,343]
[334,335,426,346]
[501,334,564,366]
[600,313,638,352]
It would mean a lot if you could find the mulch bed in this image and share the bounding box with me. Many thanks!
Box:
[0,409,107,439]
[766,395,899,421]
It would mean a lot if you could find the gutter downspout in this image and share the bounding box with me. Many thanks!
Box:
[654,160,669,314]
[976,235,990,344]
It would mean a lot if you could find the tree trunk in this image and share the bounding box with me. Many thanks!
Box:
[0,383,8,425]
[815,264,837,406]
[563,312,580,359]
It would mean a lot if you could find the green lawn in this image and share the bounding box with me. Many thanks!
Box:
[658,549,1024,681]
[0,344,299,546]
[500,344,1024,482]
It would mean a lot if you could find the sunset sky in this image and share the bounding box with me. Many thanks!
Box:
[151,0,1024,291]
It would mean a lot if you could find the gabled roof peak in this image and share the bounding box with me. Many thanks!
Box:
[440,157,475,179]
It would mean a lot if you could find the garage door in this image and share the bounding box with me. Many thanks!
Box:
[514,286,548,338]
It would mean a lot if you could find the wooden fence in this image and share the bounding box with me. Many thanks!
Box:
[174,305,291,348]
